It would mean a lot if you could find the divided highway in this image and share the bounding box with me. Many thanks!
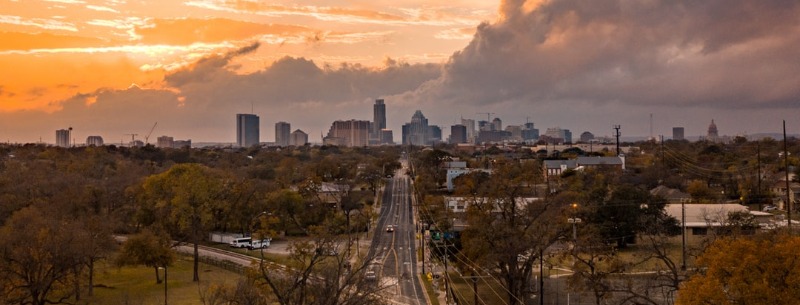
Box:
[368,162,427,305]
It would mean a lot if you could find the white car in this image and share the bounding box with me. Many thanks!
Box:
[763,205,778,212]
[248,238,271,250]
[229,237,252,248]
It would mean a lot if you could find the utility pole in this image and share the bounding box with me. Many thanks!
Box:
[472,274,479,305]
[444,239,449,305]
[421,224,425,274]
[757,142,762,211]
[784,120,792,232]
[539,248,544,305]
[613,125,621,156]
[660,135,666,181]
[681,199,687,271]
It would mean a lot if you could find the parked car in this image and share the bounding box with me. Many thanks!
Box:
[248,238,271,250]
[763,205,778,212]
[229,237,252,248]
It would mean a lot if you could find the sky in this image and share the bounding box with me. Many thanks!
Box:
[1,0,799,144]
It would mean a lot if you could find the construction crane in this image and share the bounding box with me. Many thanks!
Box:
[144,122,158,144]
[476,112,495,122]
[123,133,138,147]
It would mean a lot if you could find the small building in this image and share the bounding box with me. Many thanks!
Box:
[650,185,691,204]
[772,178,800,211]
[444,197,541,214]
[446,162,491,191]
[543,159,578,177]
[664,203,763,237]
[543,156,625,179]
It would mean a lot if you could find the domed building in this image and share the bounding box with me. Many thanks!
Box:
[707,119,719,142]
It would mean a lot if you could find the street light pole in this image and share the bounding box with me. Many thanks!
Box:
[567,218,581,242]
[159,266,168,305]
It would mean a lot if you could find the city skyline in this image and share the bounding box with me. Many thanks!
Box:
[1,0,799,144]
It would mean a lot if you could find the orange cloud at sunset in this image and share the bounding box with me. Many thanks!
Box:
[0,52,163,112]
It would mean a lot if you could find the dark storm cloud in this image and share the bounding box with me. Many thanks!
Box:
[405,0,800,110]
[166,47,441,109]
[0,45,442,143]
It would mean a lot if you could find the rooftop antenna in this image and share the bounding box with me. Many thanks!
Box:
[613,125,621,156]
[650,113,654,141]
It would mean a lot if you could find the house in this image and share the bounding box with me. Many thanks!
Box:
[772,179,800,211]
[444,197,541,214]
[543,159,578,178]
[445,161,492,191]
[543,156,625,179]
[576,156,625,171]
[664,203,768,237]
[650,185,691,203]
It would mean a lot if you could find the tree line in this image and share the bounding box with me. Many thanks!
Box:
[411,136,799,305]
[0,144,400,305]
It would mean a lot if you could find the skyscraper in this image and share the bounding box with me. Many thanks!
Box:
[402,110,429,146]
[492,118,502,131]
[56,128,71,147]
[380,129,394,145]
[522,122,539,141]
[673,127,685,141]
[450,124,467,144]
[86,136,103,146]
[373,99,386,139]
[275,121,291,147]
[461,118,475,143]
[157,136,174,148]
[236,114,260,147]
[325,120,370,147]
[290,129,308,146]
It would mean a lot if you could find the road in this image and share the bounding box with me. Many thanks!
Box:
[368,161,427,305]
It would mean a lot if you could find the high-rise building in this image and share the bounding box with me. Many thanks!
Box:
[325,120,370,147]
[450,124,467,144]
[544,127,572,144]
[275,121,291,147]
[505,125,522,140]
[173,139,192,148]
[402,110,430,146]
[236,114,260,147]
[86,136,103,146]
[461,118,476,143]
[157,136,174,148]
[492,118,502,131]
[477,130,511,143]
[673,127,685,141]
[428,125,442,144]
[372,99,386,138]
[290,129,308,146]
[478,120,492,131]
[522,122,539,141]
[380,129,394,145]
[56,128,71,147]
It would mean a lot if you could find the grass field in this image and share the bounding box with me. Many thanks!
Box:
[87,256,244,305]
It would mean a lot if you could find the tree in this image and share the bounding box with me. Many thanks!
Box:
[72,213,117,298]
[115,229,175,284]
[457,161,568,305]
[0,206,82,305]
[677,233,800,305]
[140,163,226,282]
[251,220,387,305]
